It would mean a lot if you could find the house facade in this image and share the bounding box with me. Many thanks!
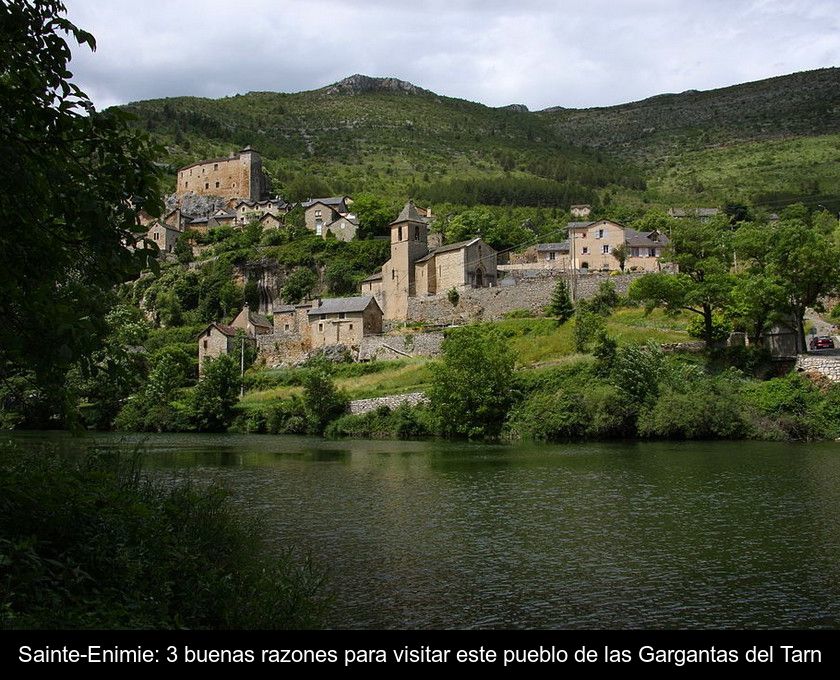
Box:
[568,219,669,272]
[301,196,352,235]
[307,297,383,348]
[196,322,240,374]
[145,221,181,254]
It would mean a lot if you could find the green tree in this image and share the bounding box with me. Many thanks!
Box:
[282,268,318,304]
[325,260,356,295]
[547,278,574,323]
[573,307,606,353]
[0,0,162,397]
[189,354,242,432]
[629,218,734,345]
[301,367,349,435]
[352,193,395,239]
[428,325,516,439]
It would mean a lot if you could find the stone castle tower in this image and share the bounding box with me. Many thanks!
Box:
[381,201,428,321]
[176,145,269,201]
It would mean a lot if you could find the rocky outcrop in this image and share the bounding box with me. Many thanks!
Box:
[323,74,432,97]
[165,192,230,217]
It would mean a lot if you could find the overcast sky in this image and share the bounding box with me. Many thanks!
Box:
[63,0,839,111]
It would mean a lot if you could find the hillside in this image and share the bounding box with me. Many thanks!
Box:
[123,68,840,209]
[540,68,840,163]
[124,75,641,207]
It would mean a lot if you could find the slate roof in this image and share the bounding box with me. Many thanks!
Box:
[624,229,670,248]
[149,220,181,233]
[301,196,349,209]
[390,200,424,225]
[197,322,238,339]
[536,241,570,252]
[361,272,383,282]
[307,296,379,316]
[273,304,296,314]
[248,311,272,328]
[566,221,596,230]
[415,237,483,264]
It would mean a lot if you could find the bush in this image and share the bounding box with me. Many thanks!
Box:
[325,404,433,440]
[687,312,730,343]
[0,446,325,629]
[573,308,606,352]
[187,354,242,432]
[429,325,516,439]
[302,368,349,435]
[637,373,747,439]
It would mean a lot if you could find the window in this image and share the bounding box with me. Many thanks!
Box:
[318,323,323,332]
[392,270,395,280]
[349,324,353,331]
[597,229,604,239]
[203,339,208,350]
[649,248,657,257]
[184,182,188,188]
[631,248,639,257]
[602,245,610,254]
[580,232,587,239]
[153,232,159,241]
[215,181,219,188]
[214,163,218,171]
[284,323,290,332]
[315,209,322,217]
[205,182,209,190]
[414,225,420,240]
[548,251,556,261]
[398,226,403,241]
[581,261,589,269]
[582,246,589,254]
[339,312,346,319]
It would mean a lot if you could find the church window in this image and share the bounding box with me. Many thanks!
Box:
[215,181,219,188]
[205,183,209,190]
[414,225,420,240]
[398,226,403,241]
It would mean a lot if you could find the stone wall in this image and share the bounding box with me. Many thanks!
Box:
[358,332,445,361]
[256,332,311,367]
[405,271,644,324]
[348,391,429,415]
[795,354,840,382]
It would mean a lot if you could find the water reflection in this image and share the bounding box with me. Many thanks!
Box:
[9,432,840,629]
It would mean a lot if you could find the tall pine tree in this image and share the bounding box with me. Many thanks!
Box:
[547,278,575,323]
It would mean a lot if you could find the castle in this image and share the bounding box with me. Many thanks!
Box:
[176,145,270,202]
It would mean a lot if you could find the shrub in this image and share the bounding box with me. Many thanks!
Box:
[637,373,746,439]
[301,368,349,435]
[687,312,730,343]
[429,325,515,439]
[0,446,325,629]
[573,307,606,352]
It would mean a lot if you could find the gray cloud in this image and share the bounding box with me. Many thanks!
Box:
[63,0,840,111]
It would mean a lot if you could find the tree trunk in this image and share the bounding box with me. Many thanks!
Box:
[703,303,714,347]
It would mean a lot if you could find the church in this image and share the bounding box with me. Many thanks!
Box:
[362,201,498,321]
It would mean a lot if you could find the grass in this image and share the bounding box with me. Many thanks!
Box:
[498,308,692,366]
[241,308,691,407]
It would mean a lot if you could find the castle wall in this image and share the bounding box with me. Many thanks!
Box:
[176,150,266,201]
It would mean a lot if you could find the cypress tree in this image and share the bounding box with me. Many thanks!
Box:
[548,278,575,323]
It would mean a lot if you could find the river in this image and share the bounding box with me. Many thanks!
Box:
[8,432,840,629]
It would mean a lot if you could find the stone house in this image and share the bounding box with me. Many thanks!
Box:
[301,196,353,235]
[145,221,181,254]
[307,296,383,348]
[233,198,289,226]
[162,208,195,231]
[196,322,241,374]
[568,219,669,272]
[136,209,157,229]
[360,272,383,297]
[324,214,359,241]
[188,209,237,233]
[535,241,571,267]
[176,145,270,202]
[258,212,283,230]
[230,304,272,337]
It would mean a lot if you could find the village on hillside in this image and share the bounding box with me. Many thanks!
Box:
[137,145,786,373]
